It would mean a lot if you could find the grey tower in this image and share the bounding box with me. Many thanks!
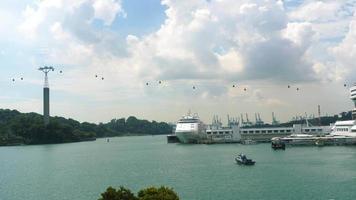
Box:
[38,66,54,125]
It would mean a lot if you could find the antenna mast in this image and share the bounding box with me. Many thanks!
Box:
[38,66,55,125]
[38,66,54,88]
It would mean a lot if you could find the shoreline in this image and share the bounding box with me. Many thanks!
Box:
[0,134,170,147]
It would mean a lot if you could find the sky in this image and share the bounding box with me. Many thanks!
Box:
[0,0,356,124]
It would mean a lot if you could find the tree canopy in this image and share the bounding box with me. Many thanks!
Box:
[98,187,138,200]
[0,109,173,146]
[138,186,179,200]
[99,186,179,200]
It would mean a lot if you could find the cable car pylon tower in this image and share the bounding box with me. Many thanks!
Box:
[38,66,54,125]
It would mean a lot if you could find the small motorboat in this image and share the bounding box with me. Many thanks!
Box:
[271,142,285,150]
[235,154,255,165]
[271,138,286,150]
[315,139,325,147]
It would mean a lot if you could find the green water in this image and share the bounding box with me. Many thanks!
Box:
[1,135,356,200]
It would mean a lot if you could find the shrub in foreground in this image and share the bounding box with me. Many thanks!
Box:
[98,186,137,200]
[138,186,179,200]
[99,186,179,200]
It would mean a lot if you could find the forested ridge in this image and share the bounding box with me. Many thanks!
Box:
[0,109,173,146]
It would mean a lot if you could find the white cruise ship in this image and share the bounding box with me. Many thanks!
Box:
[175,112,206,143]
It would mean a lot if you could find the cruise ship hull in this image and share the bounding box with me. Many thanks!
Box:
[176,132,201,144]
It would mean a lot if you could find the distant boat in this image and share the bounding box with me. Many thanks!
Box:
[315,139,325,147]
[271,142,285,150]
[235,154,255,165]
[271,138,286,150]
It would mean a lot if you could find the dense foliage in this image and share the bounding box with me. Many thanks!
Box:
[99,186,179,200]
[137,186,179,200]
[98,187,138,200]
[104,116,172,136]
[0,109,173,146]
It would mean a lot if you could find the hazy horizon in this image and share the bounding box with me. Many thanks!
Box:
[1,0,356,124]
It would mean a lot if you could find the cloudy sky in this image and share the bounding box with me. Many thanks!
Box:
[0,0,355,124]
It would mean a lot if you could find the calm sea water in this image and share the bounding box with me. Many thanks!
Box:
[1,135,356,200]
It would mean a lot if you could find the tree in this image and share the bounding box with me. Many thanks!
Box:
[0,109,173,146]
[98,186,179,200]
[99,186,137,200]
[137,186,179,200]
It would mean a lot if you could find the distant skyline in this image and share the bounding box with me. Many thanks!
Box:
[0,0,356,124]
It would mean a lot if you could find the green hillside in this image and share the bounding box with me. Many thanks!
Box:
[0,109,172,146]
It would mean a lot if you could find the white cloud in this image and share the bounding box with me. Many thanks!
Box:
[125,0,317,86]
[18,0,63,39]
[287,0,356,44]
[283,22,315,49]
[17,0,319,89]
[0,9,19,38]
[289,1,342,22]
[50,22,71,40]
[283,1,356,84]
[18,0,124,40]
[330,13,356,82]
[14,0,342,87]
[217,49,244,73]
[6,0,356,122]
[93,0,126,25]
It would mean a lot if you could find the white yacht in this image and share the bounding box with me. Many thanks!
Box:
[271,134,316,146]
[330,120,356,137]
[175,112,206,144]
[330,84,356,137]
